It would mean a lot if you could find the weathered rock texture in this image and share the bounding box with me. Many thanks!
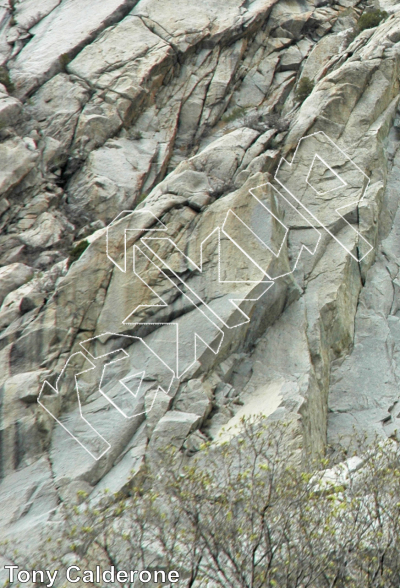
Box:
[0,0,400,571]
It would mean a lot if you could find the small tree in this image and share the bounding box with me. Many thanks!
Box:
[295,77,314,103]
[357,9,388,32]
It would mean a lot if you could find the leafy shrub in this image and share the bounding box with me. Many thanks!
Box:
[129,129,143,141]
[136,192,148,205]
[20,417,400,588]
[67,240,89,269]
[0,66,14,93]
[295,76,314,103]
[357,9,387,32]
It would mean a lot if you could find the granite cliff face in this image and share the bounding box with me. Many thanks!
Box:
[0,0,400,570]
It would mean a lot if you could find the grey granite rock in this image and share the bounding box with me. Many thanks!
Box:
[0,263,33,305]
[2,0,400,565]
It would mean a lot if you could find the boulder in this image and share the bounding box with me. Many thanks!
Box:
[26,73,90,153]
[183,430,208,455]
[173,379,212,420]
[300,33,343,81]
[144,389,172,437]
[10,0,139,96]
[68,15,174,100]
[269,0,312,39]
[67,137,159,223]
[0,307,20,330]
[71,94,129,158]
[0,138,38,196]
[0,94,22,127]
[14,0,61,30]
[0,263,34,306]
[278,44,304,71]
[0,457,58,547]
[148,411,201,457]
[328,262,400,445]
[89,443,146,504]
[18,211,74,249]
[49,391,146,499]
[132,0,278,53]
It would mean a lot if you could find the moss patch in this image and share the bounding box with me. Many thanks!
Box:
[0,66,14,93]
[221,106,246,123]
[67,240,89,269]
[59,53,71,71]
